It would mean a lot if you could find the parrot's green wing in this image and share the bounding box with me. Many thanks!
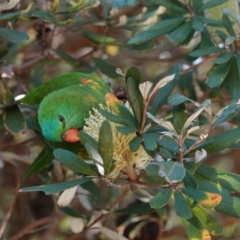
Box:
[21,73,110,105]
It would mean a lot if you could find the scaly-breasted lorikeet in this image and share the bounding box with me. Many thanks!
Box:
[37,73,110,142]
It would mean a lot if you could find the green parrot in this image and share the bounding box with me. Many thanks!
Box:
[37,73,110,142]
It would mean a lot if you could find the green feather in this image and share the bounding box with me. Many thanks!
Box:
[37,74,110,142]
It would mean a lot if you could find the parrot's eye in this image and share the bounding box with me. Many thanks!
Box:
[58,115,65,122]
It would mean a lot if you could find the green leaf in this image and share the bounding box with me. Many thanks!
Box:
[195,163,240,192]
[28,10,56,23]
[181,218,210,240]
[174,190,192,219]
[53,149,98,176]
[79,131,98,150]
[149,64,180,117]
[213,101,240,126]
[0,11,21,20]
[173,103,188,134]
[149,188,172,209]
[98,121,113,175]
[125,66,143,126]
[192,16,205,31]
[182,188,222,208]
[53,49,79,66]
[199,0,227,11]
[114,202,153,214]
[214,195,240,218]
[158,135,179,154]
[143,133,158,151]
[100,110,137,129]
[146,164,165,182]
[3,105,26,135]
[168,93,192,106]
[84,31,116,44]
[22,146,54,180]
[167,21,192,44]
[212,52,233,64]
[191,205,223,235]
[93,58,120,78]
[0,27,29,43]
[222,13,236,37]
[0,49,8,58]
[189,46,223,57]
[158,161,186,183]
[151,0,187,12]
[60,207,85,218]
[226,56,240,99]
[129,136,142,152]
[20,177,91,195]
[127,17,185,44]
[115,126,136,135]
[194,127,240,154]
[207,60,232,88]
[101,0,139,8]
[183,168,198,189]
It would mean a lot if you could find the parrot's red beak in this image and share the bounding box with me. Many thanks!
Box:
[62,128,80,142]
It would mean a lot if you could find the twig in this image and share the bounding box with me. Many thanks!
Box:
[0,165,20,239]
[67,189,129,240]
[8,213,62,240]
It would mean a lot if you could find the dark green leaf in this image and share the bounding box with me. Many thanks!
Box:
[146,164,165,182]
[222,13,236,37]
[192,16,205,31]
[213,101,240,126]
[60,207,85,218]
[159,148,174,160]
[125,66,143,126]
[212,52,233,64]
[158,161,186,183]
[181,218,210,240]
[114,202,153,214]
[79,131,98,150]
[53,49,79,66]
[149,64,180,117]
[183,168,198,189]
[53,149,98,176]
[28,10,56,23]
[3,105,26,135]
[127,17,185,44]
[101,0,139,8]
[189,46,223,57]
[173,103,188,134]
[115,126,136,135]
[129,136,142,152]
[158,135,179,154]
[194,163,240,192]
[225,56,240,99]
[207,60,232,88]
[191,205,223,236]
[199,0,227,11]
[84,31,116,44]
[167,21,192,44]
[100,109,137,129]
[151,0,187,12]
[0,49,8,58]
[194,127,240,154]
[149,188,172,209]
[214,195,240,218]
[93,58,120,78]
[98,121,113,175]
[168,93,192,106]
[20,177,91,195]
[22,146,54,180]
[143,133,158,151]
[174,190,192,219]
[0,11,21,20]
[0,27,29,43]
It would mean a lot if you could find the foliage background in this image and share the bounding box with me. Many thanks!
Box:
[1,0,240,239]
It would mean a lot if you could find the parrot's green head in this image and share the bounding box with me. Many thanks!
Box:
[38,87,85,142]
